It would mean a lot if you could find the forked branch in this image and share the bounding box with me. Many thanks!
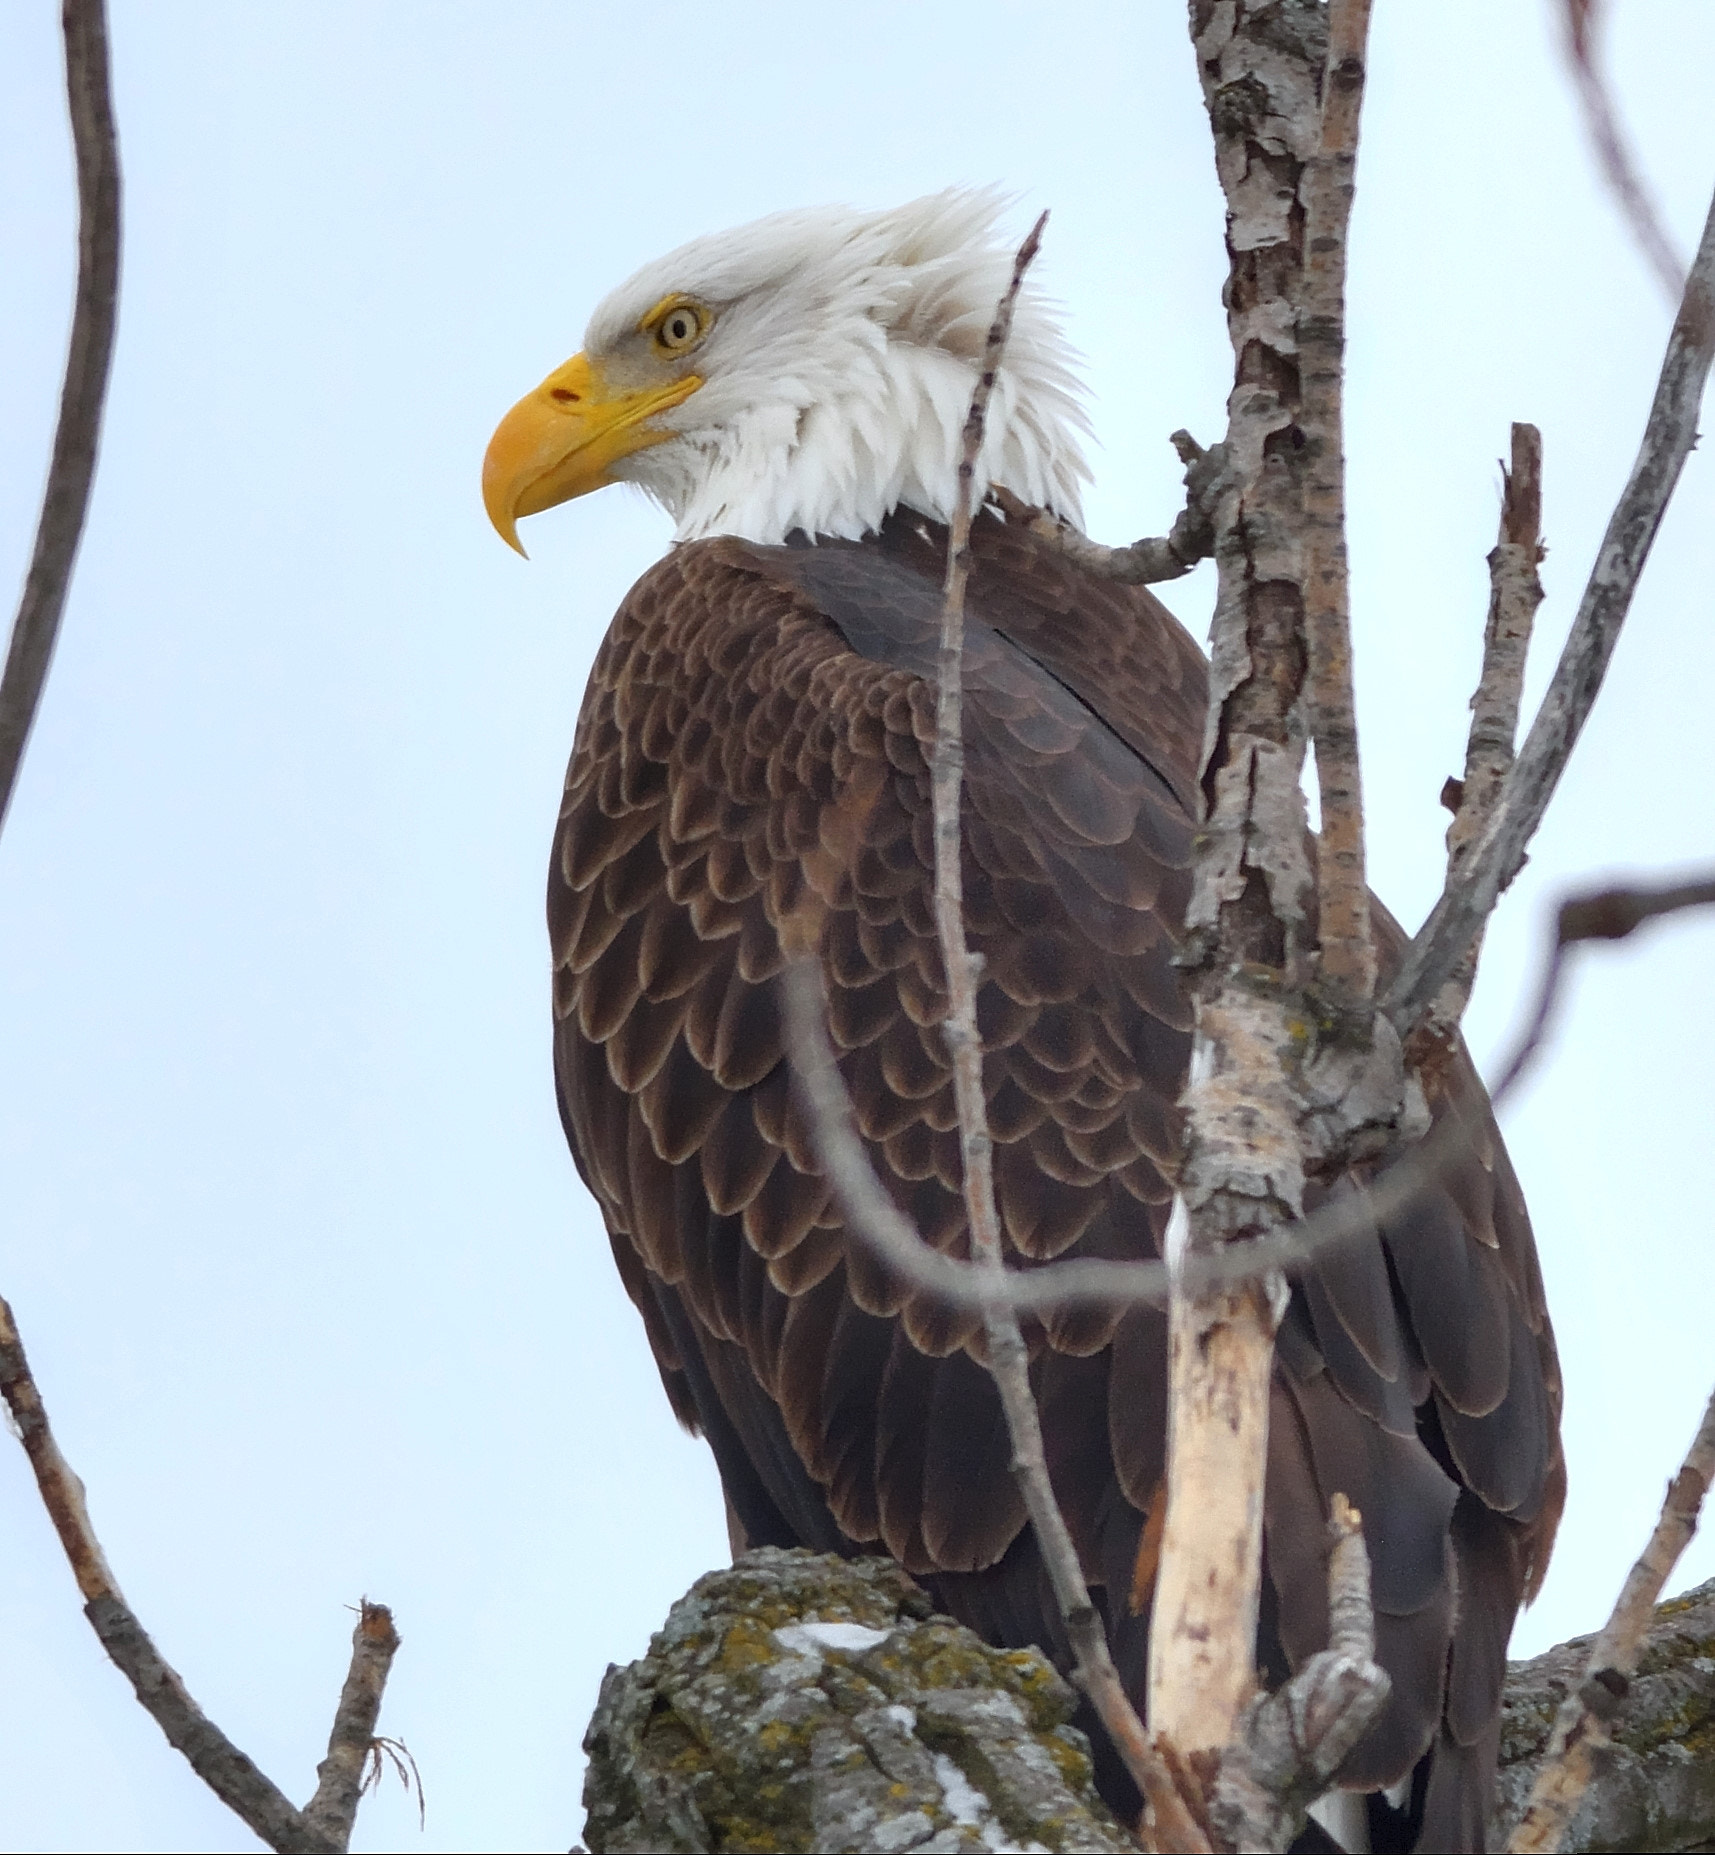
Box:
[1387,180,1715,1038]
[0,1294,398,1854]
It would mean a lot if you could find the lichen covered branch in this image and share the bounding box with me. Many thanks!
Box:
[1507,1385,1715,1854]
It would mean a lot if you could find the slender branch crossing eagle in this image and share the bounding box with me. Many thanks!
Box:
[482,191,1563,1853]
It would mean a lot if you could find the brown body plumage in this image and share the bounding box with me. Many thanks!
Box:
[549,505,1564,1851]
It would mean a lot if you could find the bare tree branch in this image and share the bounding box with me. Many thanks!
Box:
[1561,0,1687,302]
[303,1603,404,1849]
[1150,0,1331,1761]
[0,0,122,839]
[1418,423,1547,1051]
[923,212,1208,1851]
[1301,0,1376,1003]
[1386,180,1715,1038]
[1507,1384,1715,1854]
[0,1293,397,1854]
[1487,871,1715,1103]
[989,431,1223,584]
[789,854,1715,1350]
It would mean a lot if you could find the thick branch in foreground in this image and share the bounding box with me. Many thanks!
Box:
[1152,0,1331,1761]
[1506,1385,1715,1853]
[0,0,122,836]
[0,1293,395,1854]
[1387,180,1715,1038]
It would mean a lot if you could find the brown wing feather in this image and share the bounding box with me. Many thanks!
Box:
[549,506,1563,1848]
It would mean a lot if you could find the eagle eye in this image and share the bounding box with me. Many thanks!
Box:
[647,298,710,355]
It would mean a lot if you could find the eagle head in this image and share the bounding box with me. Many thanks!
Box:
[482,188,1091,552]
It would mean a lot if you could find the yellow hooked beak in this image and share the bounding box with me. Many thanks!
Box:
[482,352,703,554]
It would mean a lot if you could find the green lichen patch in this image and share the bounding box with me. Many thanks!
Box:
[583,1547,1132,1853]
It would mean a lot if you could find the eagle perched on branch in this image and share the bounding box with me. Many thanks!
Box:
[483,191,1563,1853]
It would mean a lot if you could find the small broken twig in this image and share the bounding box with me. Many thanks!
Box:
[302,1602,405,1847]
[0,0,123,839]
[1210,1496,1392,1851]
[1386,178,1715,1039]
[1300,0,1376,1003]
[1419,422,1547,1050]
[0,1292,397,1853]
[990,431,1223,584]
[1507,1383,1715,1853]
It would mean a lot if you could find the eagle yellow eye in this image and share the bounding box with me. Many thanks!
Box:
[648,299,710,354]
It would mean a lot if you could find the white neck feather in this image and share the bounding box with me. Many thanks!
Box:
[591,191,1093,547]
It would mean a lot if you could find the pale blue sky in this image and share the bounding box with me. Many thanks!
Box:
[1,3,1711,1849]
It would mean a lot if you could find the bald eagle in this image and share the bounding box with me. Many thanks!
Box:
[483,191,1563,1853]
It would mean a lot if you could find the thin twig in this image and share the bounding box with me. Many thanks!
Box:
[0,1293,400,1852]
[1562,0,1686,302]
[1420,423,1546,1049]
[1488,872,1715,1103]
[989,431,1222,584]
[1301,0,1376,1002]
[1508,1384,1715,1853]
[1386,180,1715,1038]
[925,212,1203,1850]
[302,1602,404,1848]
[362,1738,426,1830]
[0,0,122,838]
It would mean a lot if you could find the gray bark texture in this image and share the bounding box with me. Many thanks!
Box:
[580,1549,1133,1854]
[1494,1576,1715,1854]
[583,1554,1715,1855]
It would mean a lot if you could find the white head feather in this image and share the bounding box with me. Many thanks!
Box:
[582,189,1092,545]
